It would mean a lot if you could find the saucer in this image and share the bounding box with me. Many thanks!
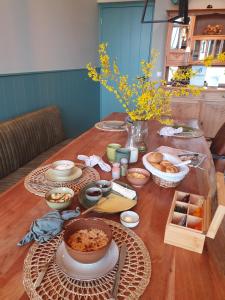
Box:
[45,167,82,182]
[56,240,119,281]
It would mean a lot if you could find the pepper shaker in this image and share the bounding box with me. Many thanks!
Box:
[120,158,128,177]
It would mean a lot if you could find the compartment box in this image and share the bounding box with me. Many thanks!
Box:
[164,189,225,254]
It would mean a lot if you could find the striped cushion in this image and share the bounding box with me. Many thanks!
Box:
[0,106,65,179]
[0,139,72,193]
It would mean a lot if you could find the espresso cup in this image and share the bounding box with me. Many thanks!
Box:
[115,148,131,163]
[106,143,121,162]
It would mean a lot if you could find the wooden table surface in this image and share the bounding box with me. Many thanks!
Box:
[0,112,224,300]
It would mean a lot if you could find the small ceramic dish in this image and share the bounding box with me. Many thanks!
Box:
[85,187,102,202]
[126,168,150,188]
[45,166,82,182]
[95,180,112,195]
[45,187,74,210]
[51,160,75,177]
[120,211,140,228]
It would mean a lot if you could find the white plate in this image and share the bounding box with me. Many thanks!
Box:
[142,152,189,182]
[56,240,119,281]
[45,167,82,182]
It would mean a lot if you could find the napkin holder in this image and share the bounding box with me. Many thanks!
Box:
[164,173,225,254]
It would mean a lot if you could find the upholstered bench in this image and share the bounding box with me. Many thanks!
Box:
[0,106,72,193]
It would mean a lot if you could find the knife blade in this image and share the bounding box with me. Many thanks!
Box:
[111,244,127,299]
[34,255,55,289]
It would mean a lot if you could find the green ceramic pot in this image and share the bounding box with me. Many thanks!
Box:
[106,143,121,162]
[115,148,130,163]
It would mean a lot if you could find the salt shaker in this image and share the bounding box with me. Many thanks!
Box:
[120,158,128,177]
[112,162,120,180]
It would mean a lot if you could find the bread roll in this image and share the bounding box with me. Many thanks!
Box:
[165,165,179,173]
[151,162,166,172]
[147,152,163,163]
[160,160,173,168]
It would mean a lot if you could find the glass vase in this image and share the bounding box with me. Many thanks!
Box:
[125,120,149,153]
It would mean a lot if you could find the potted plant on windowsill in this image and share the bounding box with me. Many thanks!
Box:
[87,43,201,152]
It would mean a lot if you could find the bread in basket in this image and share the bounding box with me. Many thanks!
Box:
[142,152,189,188]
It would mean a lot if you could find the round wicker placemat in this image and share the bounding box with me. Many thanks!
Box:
[95,120,126,132]
[24,164,100,197]
[23,219,151,300]
[157,128,203,139]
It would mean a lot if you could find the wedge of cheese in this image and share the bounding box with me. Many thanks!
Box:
[95,193,137,213]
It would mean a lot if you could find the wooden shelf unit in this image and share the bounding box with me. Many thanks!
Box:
[165,9,225,68]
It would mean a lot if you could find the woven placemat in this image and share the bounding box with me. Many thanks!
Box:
[23,219,151,300]
[95,120,126,132]
[157,128,203,139]
[24,163,100,197]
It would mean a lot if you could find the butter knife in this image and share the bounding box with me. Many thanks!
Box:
[34,255,55,289]
[110,244,127,300]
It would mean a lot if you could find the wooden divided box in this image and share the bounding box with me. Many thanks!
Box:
[164,184,225,253]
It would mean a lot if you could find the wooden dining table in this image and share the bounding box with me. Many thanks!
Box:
[0,112,225,300]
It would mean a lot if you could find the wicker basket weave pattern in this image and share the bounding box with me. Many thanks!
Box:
[23,219,151,300]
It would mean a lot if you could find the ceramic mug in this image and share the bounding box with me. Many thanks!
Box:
[115,148,131,163]
[106,143,121,162]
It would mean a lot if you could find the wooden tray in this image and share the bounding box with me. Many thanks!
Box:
[78,181,137,213]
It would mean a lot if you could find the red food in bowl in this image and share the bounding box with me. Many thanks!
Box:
[63,218,112,264]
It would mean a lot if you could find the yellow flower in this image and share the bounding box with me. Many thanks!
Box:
[113,62,120,75]
[87,43,201,123]
[217,52,225,63]
[203,55,214,67]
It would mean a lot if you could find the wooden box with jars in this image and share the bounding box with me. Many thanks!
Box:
[164,175,225,254]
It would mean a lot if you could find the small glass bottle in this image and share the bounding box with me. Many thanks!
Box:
[120,158,128,177]
[112,162,120,180]
[125,123,139,163]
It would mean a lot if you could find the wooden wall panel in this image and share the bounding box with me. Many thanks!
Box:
[0,69,100,138]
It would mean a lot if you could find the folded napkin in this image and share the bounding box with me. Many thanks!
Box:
[111,181,136,200]
[17,208,80,246]
[77,154,111,172]
[159,126,183,137]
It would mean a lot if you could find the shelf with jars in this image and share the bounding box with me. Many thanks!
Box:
[164,9,225,138]
[165,8,225,71]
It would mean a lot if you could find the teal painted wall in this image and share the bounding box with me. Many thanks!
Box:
[99,1,154,119]
[0,69,100,138]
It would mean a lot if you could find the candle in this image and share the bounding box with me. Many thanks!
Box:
[129,147,138,163]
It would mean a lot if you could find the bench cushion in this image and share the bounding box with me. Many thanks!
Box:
[0,106,65,179]
[0,138,72,193]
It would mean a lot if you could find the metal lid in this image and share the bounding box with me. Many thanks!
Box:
[121,158,128,164]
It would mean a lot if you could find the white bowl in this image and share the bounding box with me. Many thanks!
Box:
[120,211,139,228]
[51,160,75,177]
[142,152,189,183]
